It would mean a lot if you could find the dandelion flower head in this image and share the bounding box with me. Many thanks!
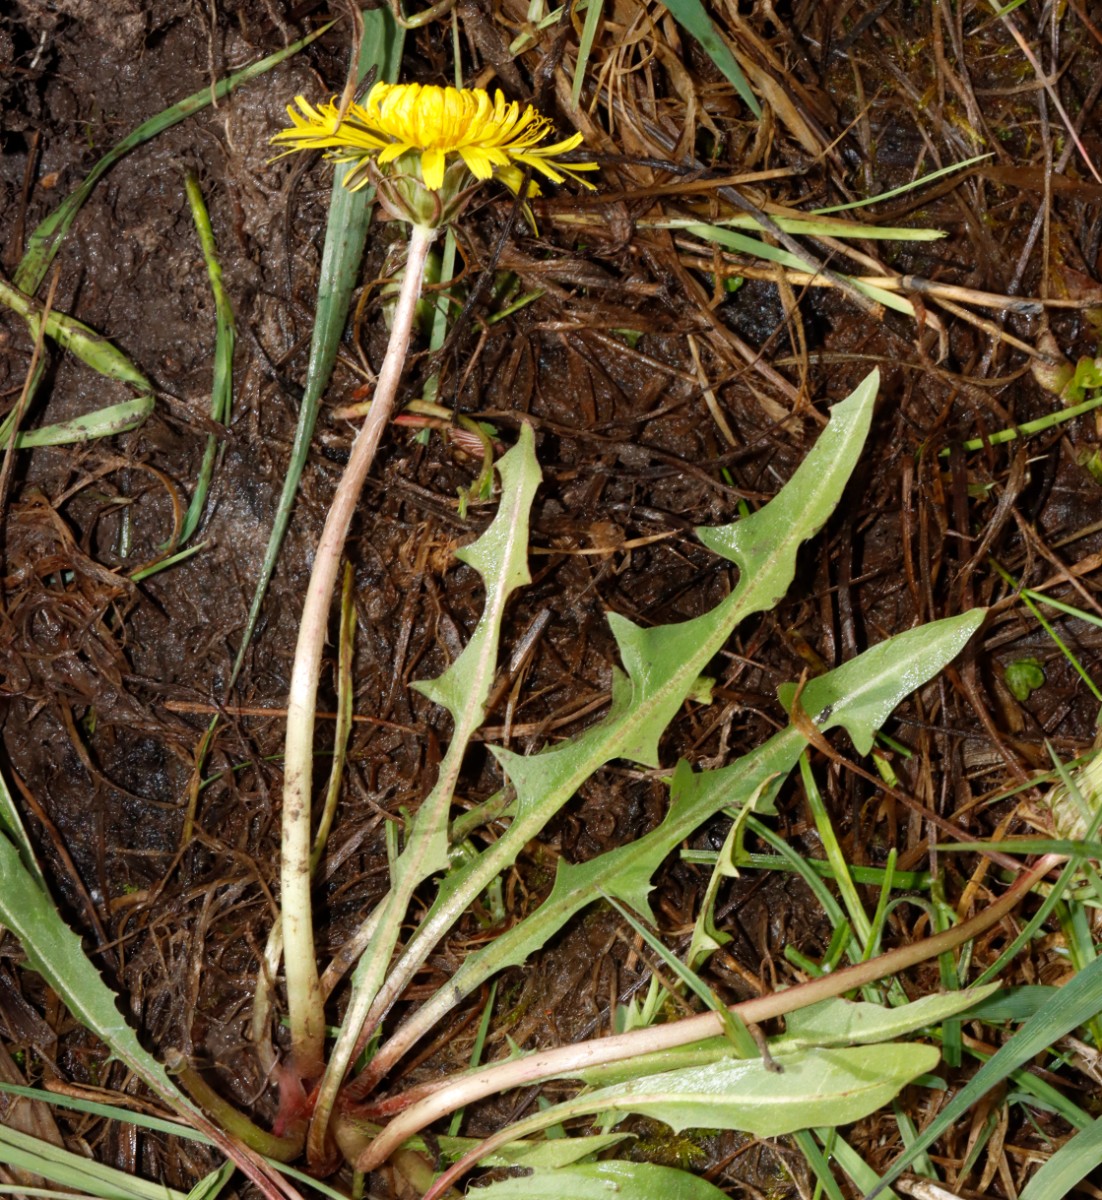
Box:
[272,81,597,204]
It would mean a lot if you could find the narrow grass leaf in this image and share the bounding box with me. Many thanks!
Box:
[1020,1117,1102,1199]
[812,153,991,214]
[0,1082,206,1142]
[941,392,1102,456]
[679,224,917,315]
[129,540,208,582]
[470,1160,730,1200]
[0,1123,187,1200]
[0,278,154,449]
[604,894,758,1056]
[228,8,405,689]
[14,26,331,296]
[185,1162,235,1200]
[652,214,944,240]
[571,0,605,109]
[179,173,235,545]
[792,1129,848,1200]
[800,752,872,946]
[659,0,760,116]
[867,954,1102,1198]
[817,1130,901,1200]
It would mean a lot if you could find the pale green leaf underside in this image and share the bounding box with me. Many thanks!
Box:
[777,984,1000,1050]
[471,1160,729,1200]
[576,984,996,1087]
[541,1043,940,1140]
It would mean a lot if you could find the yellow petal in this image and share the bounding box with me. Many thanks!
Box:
[420,147,447,190]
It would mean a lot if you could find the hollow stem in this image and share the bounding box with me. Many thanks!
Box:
[280,221,437,1078]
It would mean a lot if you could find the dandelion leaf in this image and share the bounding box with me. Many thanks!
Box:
[422,607,986,1022]
[779,606,985,755]
[414,423,541,723]
[549,1043,940,1139]
[494,371,879,810]
[470,1160,729,1200]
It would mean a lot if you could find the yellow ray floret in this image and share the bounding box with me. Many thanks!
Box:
[272,81,597,195]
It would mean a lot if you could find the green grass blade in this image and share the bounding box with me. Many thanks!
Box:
[679,223,917,316]
[571,0,605,109]
[14,26,332,296]
[0,1123,188,1200]
[817,1129,900,1200]
[0,397,153,449]
[812,153,991,215]
[659,0,760,116]
[0,1082,207,1141]
[792,1128,848,1200]
[186,1162,235,1200]
[129,540,208,582]
[941,393,1102,455]
[800,752,872,946]
[0,277,154,449]
[179,173,235,545]
[227,7,405,690]
[604,894,758,1056]
[868,955,1102,1198]
[1020,1116,1102,1199]
[650,214,944,240]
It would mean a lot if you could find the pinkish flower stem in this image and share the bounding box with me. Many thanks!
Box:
[280,222,437,1079]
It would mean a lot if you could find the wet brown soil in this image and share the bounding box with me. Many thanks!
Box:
[3,1,1102,1196]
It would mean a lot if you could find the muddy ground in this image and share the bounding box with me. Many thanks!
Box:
[2,0,1102,1196]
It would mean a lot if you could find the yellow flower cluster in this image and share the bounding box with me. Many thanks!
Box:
[273,82,597,204]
